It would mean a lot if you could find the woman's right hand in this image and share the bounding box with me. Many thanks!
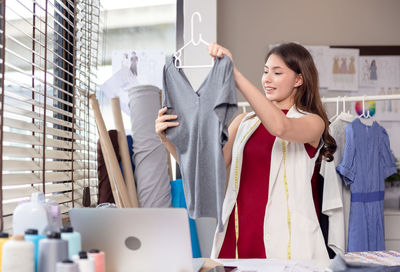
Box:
[155,107,179,143]
[207,42,233,62]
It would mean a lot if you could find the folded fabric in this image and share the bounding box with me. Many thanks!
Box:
[329,255,400,272]
[128,85,171,207]
[97,130,120,204]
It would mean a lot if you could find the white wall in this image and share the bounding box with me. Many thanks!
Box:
[217,0,400,95]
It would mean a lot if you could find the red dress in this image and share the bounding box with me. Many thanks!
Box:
[218,111,319,258]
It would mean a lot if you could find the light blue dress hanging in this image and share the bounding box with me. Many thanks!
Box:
[337,119,397,252]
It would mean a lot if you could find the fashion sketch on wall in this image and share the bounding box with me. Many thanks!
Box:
[359,56,400,88]
[304,45,331,89]
[328,48,359,91]
[100,50,165,114]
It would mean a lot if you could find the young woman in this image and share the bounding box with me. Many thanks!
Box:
[156,42,336,263]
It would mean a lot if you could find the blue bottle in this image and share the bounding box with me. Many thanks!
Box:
[60,227,81,260]
[24,229,46,272]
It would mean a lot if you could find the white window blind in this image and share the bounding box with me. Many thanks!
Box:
[0,0,100,232]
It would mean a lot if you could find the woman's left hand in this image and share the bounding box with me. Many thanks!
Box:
[207,42,233,62]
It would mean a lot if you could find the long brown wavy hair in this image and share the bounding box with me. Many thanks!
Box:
[267,43,337,161]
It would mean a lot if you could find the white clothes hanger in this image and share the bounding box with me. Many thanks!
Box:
[338,96,356,123]
[329,96,340,122]
[359,96,371,119]
[342,96,349,114]
[358,96,376,127]
[174,12,214,68]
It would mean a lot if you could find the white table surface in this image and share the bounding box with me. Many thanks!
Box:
[213,258,326,272]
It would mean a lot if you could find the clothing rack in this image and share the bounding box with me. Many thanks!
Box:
[321,94,400,103]
[237,94,400,112]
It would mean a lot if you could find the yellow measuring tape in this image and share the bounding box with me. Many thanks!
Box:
[281,139,292,259]
[233,120,260,259]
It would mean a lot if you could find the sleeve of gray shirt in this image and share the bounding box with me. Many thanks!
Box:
[213,57,238,146]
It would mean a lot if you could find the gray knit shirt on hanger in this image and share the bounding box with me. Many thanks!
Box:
[162,55,237,232]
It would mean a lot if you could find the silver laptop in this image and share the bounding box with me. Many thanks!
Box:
[69,208,199,272]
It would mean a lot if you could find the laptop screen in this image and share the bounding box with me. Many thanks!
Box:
[69,208,194,272]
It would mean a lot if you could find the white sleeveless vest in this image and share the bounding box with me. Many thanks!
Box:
[211,106,329,266]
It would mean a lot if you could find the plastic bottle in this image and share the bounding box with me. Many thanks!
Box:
[1,235,34,272]
[24,228,46,272]
[44,199,62,233]
[38,232,68,272]
[12,192,49,235]
[56,259,80,272]
[61,227,81,259]
[88,249,105,272]
[72,251,95,272]
[0,232,9,272]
